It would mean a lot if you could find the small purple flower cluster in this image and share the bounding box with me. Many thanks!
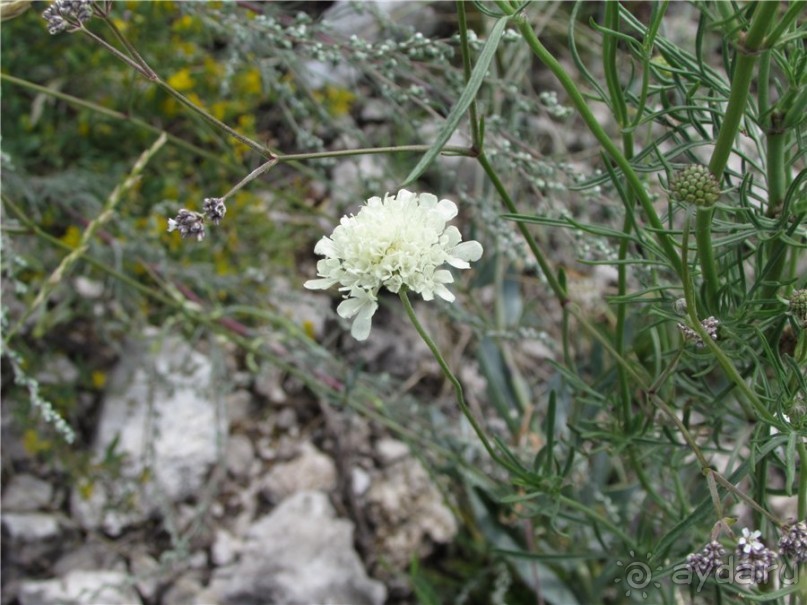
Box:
[42,0,93,35]
[167,198,227,242]
[686,523,807,585]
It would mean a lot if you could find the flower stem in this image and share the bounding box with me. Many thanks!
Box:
[398,290,504,468]
[510,10,682,279]
[603,0,634,430]
[698,1,779,313]
[476,151,568,306]
[456,0,481,149]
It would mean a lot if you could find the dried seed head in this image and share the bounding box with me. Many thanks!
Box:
[167,209,206,241]
[677,316,719,348]
[670,165,720,207]
[685,541,725,576]
[42,0,93,34]
[203,197,226,225]
[779,521,807,564]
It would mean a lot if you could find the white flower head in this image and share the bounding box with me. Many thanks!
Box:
[304,189,483,340]
[737,528,764,555]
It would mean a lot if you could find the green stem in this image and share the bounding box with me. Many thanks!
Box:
[0,73,234,169]
[697,1,779,312]
[81,14,276,159]
[707,1,778,179]
[510,12,683,278]
[276,145,474,163]
[682,214,774,423]
[476,152,568,305]
[456,0,481,149]
[603,0,633,430]
[4,134,167,343]
[398,289,503,467]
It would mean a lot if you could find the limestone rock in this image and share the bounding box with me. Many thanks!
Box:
[2,474,54,511]
[71,332,224,534]
[260,441,337,501]
[366,454,457,571]
[18,570,141,605]
[209,490,386,605]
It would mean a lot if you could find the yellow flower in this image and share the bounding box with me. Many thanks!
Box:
[60,226,82,249]
[167,67,195,92]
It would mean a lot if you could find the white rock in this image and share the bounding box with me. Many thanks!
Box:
[367,455,457,570]
[2,511,61,542]
[2,512,66,566]
[71,332,225,533]
[73,276,104,299]
[18,570,141,605]
[2,474,54,511]
[351,466,372,496]
[209,491,386,605]
[211,528,242,566]
[162,573,216,605]
[260,442,337,501]
[129,550,160,602]
[376,438,410,466]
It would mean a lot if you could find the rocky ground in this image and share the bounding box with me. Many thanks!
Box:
[2,319,462,605]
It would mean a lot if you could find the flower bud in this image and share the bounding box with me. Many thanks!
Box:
[670,165,720,207]
[789,289,807,328]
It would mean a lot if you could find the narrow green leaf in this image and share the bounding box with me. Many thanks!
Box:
[403,17,508,185]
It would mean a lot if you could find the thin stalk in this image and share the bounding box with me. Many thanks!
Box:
[276,145,474,163]
[398,290,504,468]
[456,0,481,149]
[477,151,568,305]
[698,1,779,311]
[682,214,774,423]
[556,495,635,547]
[695,206,721,315]
[511,13,683,278]
[4,134,168,344]
[0,73,235,169]
[603,0,633,430]
[81,14,276,158]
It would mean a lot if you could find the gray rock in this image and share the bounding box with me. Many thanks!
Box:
[209,491,386,605]
[2,474,54,511]
[225,389,253,425]
[18,570,141,605]
[71,331,225,534]
[36,354,79,385]
[260,442,337,501]
[52,538,126,577]
[253,362,287,404]
[129,549,161,601]
[1,512,68,567]
[162,573,217,605]
[225,433,255,480]
[366,455,457,571]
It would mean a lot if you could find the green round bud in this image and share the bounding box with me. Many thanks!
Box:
[670,165,720,207]
[789,289,807,328]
